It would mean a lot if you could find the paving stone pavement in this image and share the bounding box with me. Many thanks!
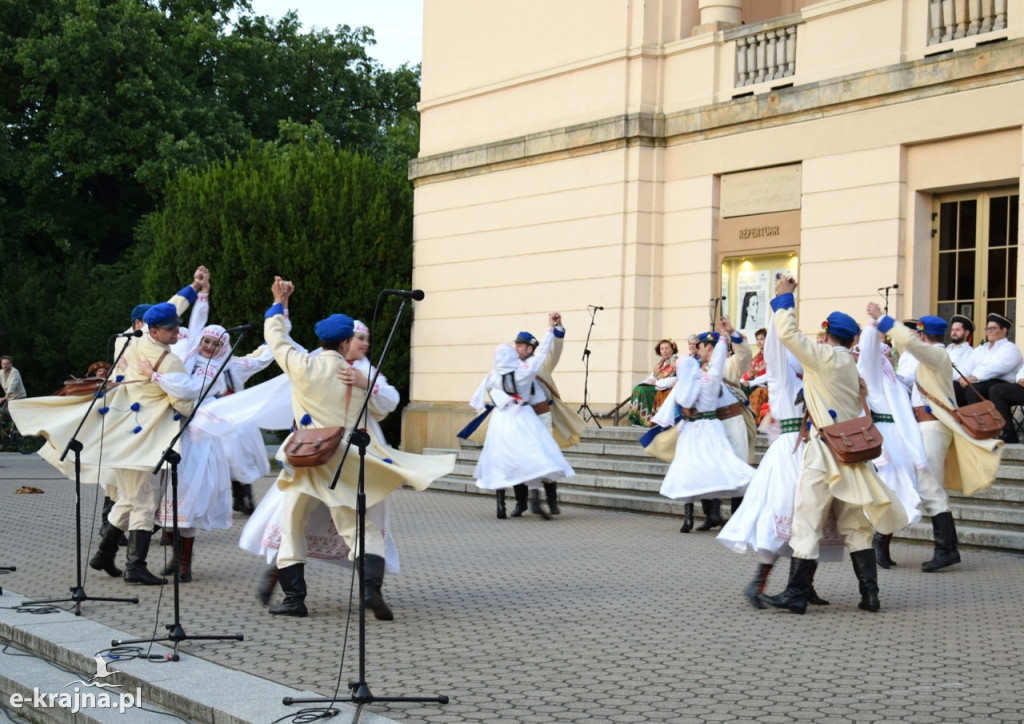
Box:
[2,452,1024,723]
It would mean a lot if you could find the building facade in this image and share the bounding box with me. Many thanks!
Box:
[402,0,1024,452]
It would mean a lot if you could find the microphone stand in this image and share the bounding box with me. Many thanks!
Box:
[112,330,247,660]
[22,335,140,615]
[284,291,448,713]
[879,286,895,316]
[577,306,602,427]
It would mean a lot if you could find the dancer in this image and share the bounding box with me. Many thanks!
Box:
[718,310,843,607]
[760,277,907,614]
[856,321,926,568]
[868,304,1004,571]
[652,331,754,532]
[140,316,276,582]
[469,324,575,517]
[263,277,454,619]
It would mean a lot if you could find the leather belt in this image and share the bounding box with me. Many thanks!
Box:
[532,401,551,415]
[716,402,745,420]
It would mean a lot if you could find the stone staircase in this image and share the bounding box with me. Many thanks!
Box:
[426,426,1024,552]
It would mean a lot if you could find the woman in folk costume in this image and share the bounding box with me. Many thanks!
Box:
[717,311,843,608]
[237,321,402,604]
[855,321,926,569]
[470,329,575,515]
[652,331,755,529]
[627,339,679,427]
[139,323,276,581]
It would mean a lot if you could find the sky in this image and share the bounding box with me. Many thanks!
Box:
[244,0,423,69]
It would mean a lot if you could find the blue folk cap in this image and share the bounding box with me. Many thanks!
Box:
[823,312,860,341]
[315,313,355,343]
[130,303,153,323]
[698,331,720,345]
[142,302,182,329]
[514,331,538,347]
[917,315,948,336]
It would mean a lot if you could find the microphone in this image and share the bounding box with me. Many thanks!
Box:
[589,305,604,310]
[877,283,900,292]
[382,289,425,301]
[221,322,259,334]
[111,330,144,339]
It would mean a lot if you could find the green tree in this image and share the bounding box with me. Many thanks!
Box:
[137,125,415,438]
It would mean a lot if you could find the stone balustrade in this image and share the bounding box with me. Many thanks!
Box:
[929,0,1008,44]
[734,23,797,88]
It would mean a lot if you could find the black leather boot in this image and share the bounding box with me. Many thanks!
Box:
[99,496,114,539]
[510,484,528,517]
[873,531,896,569]
[730,496,744,515]
[921,512,961,572]
[123,530,167,585]
[165,536,194,583]
[530,488,550,520]
[269,563,308,617]
[850,548,880,611]
[544,481,560,514]
[496,489,507,519]
[89,523,124,578]
[760,557,816,614]
[360,555,394,621]
[232,481,256,514]
[745,562,773,608]
[680,503,694,533]
[697,499,724,531]
[257,566,279,605]
[807,565,830,606]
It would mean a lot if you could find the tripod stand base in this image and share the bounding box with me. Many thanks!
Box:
[112,626,244,661]
[577,403,602,428]
[22,587,138,617]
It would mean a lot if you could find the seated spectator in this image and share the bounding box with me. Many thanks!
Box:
[741,328,770,425]
[628,339,678,427]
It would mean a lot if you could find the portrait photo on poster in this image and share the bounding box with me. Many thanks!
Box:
[737,270,770,336]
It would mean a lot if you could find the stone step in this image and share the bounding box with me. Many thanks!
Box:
[424,431,1024,552]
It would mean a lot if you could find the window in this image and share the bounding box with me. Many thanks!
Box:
[934,190,1019,341]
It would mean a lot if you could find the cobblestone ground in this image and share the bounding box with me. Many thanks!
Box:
[2,453,1024,723]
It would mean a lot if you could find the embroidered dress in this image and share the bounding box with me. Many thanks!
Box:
[857,323,924,527]
[654,338,754,502]
[717,312,845,560]
[152,325,276,530]
[628,355,677,426]
[471,333,575,490]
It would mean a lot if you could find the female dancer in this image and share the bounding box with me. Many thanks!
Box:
[140,323,275,581]
[470,328,574,515]
[653,331,754,530]
[856,320,925,567]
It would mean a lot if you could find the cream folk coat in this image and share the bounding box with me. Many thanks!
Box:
[266,313,454,510]
[773,306,908,535]
[886,322,1004,496]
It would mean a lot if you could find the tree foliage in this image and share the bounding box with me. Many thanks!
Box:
[0,0,421,411]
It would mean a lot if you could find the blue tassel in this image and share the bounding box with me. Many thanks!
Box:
[98,406,109,415]
[132,426,142,434]
[115,375,124,382]
[828,409,837,419]
[805,420,811,431]
[96,389,105,398]
[383,458,393,464]
[130,402,141,412]
[924,405,932,414]
[173,412,182,421]
[300,413,312,426]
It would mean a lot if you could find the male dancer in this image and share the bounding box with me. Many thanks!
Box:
[760,276,906,613]
[867,304,1004,571]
